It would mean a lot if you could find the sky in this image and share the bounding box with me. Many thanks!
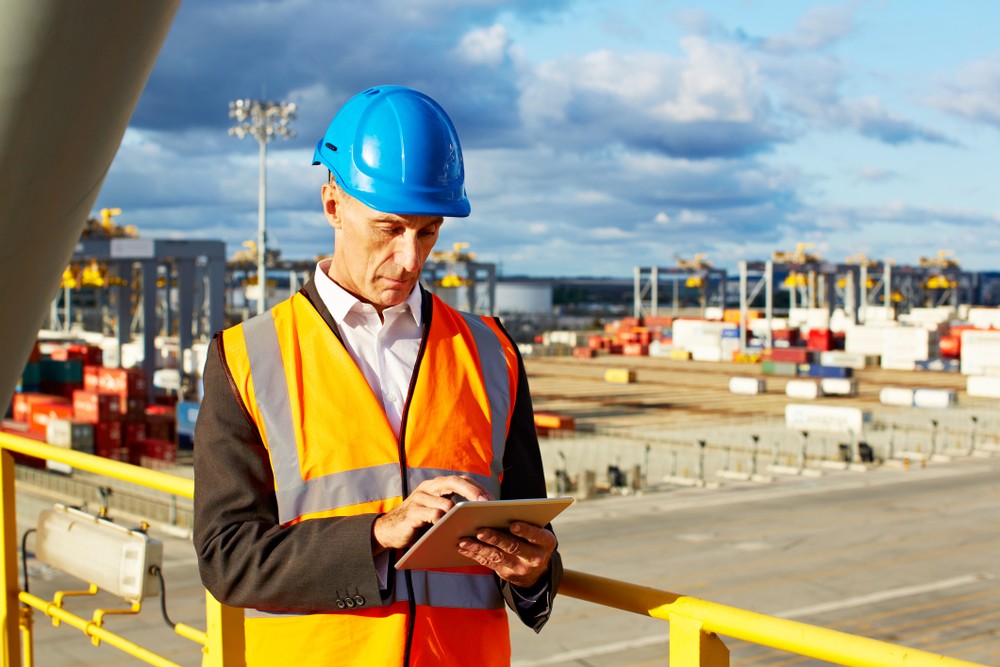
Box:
[94,0,1000,278]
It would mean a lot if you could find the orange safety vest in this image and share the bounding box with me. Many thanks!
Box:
[219,290,520,666]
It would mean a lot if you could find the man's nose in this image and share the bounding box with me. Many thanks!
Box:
[394,234,422,273]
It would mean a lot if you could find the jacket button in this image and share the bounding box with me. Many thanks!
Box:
[354,595,365,606]
[345,597,355,608]
[336,599,346,609]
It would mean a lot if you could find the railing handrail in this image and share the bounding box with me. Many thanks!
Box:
[0,432,990,667]
[0,433,193,499]
[560,570,987,666]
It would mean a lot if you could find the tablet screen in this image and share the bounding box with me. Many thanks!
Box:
[394,497,574,570]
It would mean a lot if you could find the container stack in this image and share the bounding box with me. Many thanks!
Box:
[4,340,183,470]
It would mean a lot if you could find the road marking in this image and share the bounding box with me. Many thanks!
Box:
[775,572,995,619]
[511,573,995,667]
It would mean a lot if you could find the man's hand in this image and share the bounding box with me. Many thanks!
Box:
[457,521,557,588]
[372,475,493,553]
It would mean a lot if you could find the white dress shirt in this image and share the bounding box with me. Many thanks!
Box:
[313,258,422,439]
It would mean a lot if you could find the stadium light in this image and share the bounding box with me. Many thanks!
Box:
[228,98,297,314]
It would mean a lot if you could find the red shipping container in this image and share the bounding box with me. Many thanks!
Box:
[622,343,649,356]
[28,402,74,435]
[763,347,810,364]
[607,344,624,355]
[93,421,123,450]
[67,344,102,366]
[587,335,606,349]
[72,390,121,424]
[95,443,123,461]
[806,329,833,352]
[126,440,145,466]
[83,365,101,392]
[11,393,68,423]
[121,396,149,422]
[123,422,148,446]
[99,367,147,396]
[142,438,177,464]
[572,346,597,359]
[0,420,47,468]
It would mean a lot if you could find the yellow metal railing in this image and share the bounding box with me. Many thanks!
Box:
[0,432,244,667]
[0,431,990,667]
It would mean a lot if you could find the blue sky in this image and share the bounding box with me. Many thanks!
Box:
[94,0,1000,277]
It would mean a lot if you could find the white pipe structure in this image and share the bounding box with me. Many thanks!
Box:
[0,0,181,421]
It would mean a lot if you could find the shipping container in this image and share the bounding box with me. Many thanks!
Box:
[728,377,766,395]
[879,387,914,407]
[967,375,1000,398]
[604,368,636,384]
[761,361,798,377]
[960,329,1000,375]
[818,351,871,370]
[784,404,870,434]
[72,390,121,424]
[799,364,853,379]
[11,392,69,423]
[38,358,84,384]
[913,389,957,409]
[28,402,74,436]
[763,347,811,364]
[45,418,95,453]
[819,378,858,397]
[572,346,597,359]
[785,380,821,400]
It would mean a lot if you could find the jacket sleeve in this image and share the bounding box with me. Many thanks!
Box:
[193,335,385,613]
[496,335,563,632]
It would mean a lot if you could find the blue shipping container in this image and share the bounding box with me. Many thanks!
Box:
[176,401,200,436]
[798,363,853,379]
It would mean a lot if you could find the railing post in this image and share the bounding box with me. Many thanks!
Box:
[202,592,245,667]
[0,451,23,666]
[669,614,729,666]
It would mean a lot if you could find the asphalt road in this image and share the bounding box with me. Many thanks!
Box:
[15,454,1000,666]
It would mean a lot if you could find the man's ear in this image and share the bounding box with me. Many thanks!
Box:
[321,182,341,229]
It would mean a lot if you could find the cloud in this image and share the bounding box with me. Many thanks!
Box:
[86,1,995,276]
[454,24,512,66]
[928,54,1000,130]
[519,37,785,159]
[855,167,897,183]
[759,2,860,54]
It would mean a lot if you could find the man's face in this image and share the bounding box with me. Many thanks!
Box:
[323,183,443,312]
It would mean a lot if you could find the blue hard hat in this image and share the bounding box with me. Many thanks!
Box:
[312,85,471,217]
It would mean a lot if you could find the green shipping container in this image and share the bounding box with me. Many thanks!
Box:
[761,360,798,377]
[21,362,41,387]
[39,359,83,384]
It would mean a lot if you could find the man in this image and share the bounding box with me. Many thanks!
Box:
[194,85,561,667]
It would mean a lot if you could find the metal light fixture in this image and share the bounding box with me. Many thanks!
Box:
[228,98,297,314]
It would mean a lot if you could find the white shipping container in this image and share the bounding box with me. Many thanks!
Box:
[819,351,869,370]
[882,327,936,361]
[729,377,766,395]
[912,389,956,409]
[788,307,830,331]
[881,356,916,371]
[967,307,1000,330]
[820,378,858,396]
[45,418,94,453]
[785,404,869,434]
[845,326,888,356]
[690,345,723,362]
[960,329,1000,375]
[967,375,1000,398]
[786,380,821,399]
[648,340,674,358]
[880,387,914,407]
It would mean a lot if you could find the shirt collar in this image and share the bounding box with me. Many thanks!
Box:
[314,258,422,327]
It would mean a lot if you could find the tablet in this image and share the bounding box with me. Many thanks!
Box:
[394,497,574,570]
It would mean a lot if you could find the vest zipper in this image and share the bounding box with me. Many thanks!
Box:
[399,303,432,667]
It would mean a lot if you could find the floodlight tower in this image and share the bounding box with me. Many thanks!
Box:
[228,98,297,314]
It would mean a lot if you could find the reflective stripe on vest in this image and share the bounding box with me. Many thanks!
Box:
[243,569,502,619]
[242,307,511,525]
